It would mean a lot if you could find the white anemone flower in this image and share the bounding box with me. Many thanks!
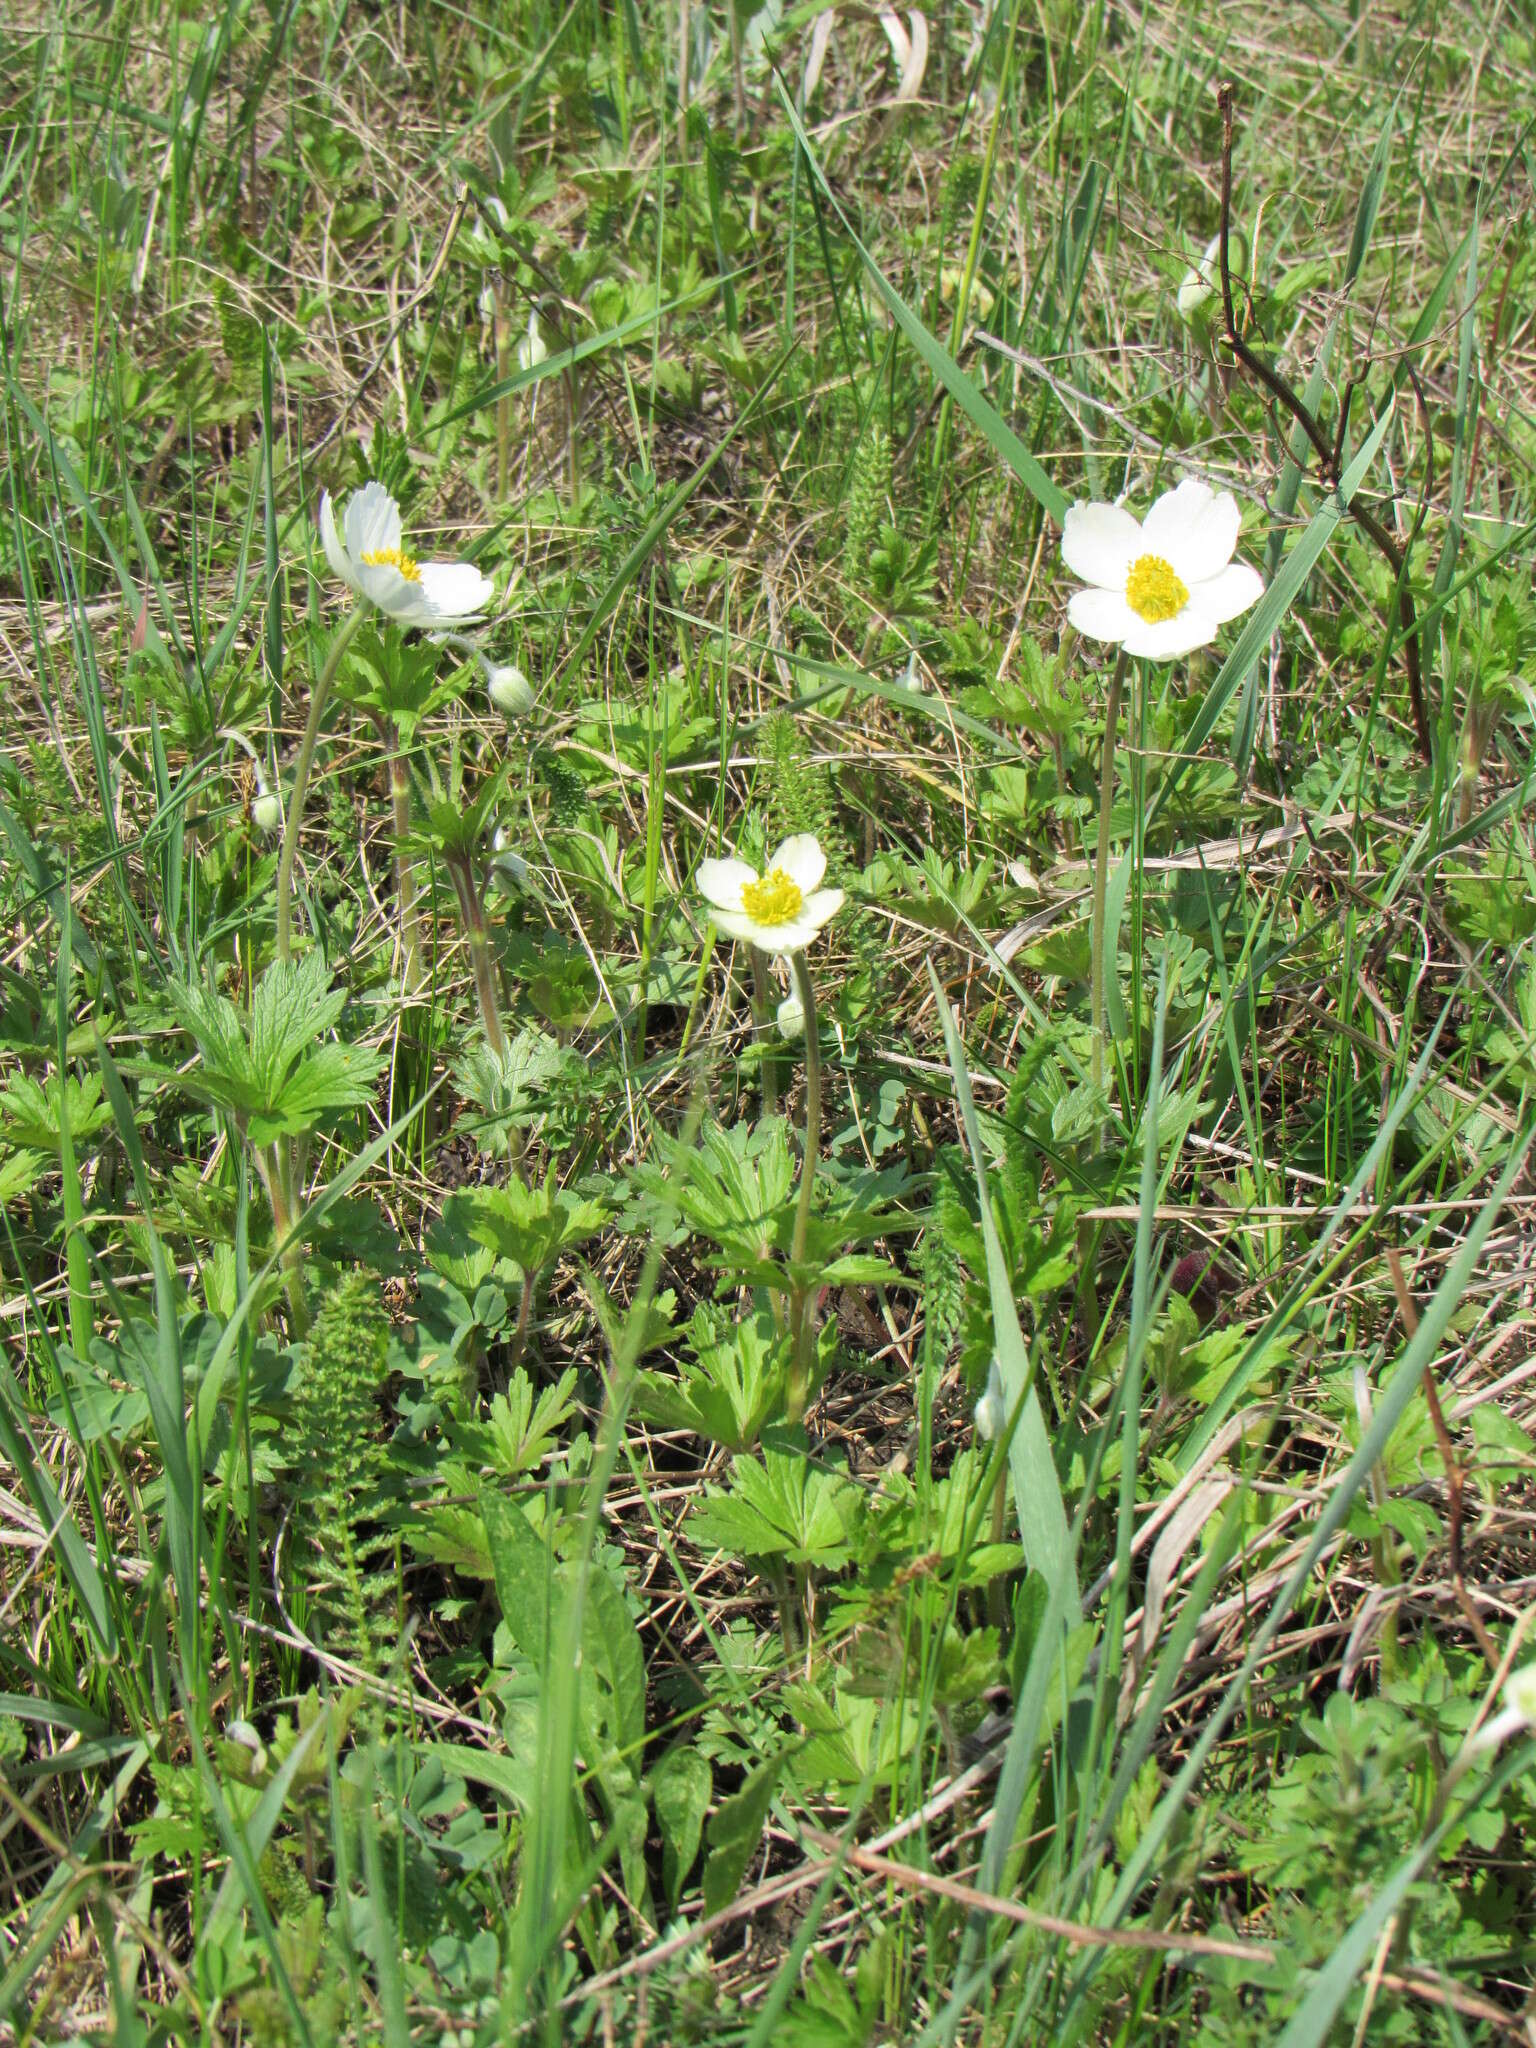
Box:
[697,835,843,955]
[1061,478,1264,661]
[319,481,493,631]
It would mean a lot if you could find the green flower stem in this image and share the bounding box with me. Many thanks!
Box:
[258,1141,310,1334]
[388,748,424,993]
[786,948,822,1424]
[454,864,507,1061]
[275,604,368,965]
[1088,646,1129,1102]
[749,949,779,1120]
[494,283,512,503]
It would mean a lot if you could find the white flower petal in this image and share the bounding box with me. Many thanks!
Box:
[711,907,774,948]
[1067,585,1140,645]
[771,834,827,894]
[1121,605,1217,661]
[798,888,844,930]
[345,481,401,562]
[1061,500,1143,591]
[696,857,756,913]
[357,559,417,613]
[713,910,822,953]
[1191,560,1264,625]
[416,560,494,624]
[1141,479,1240,585]
[319,493,360,593]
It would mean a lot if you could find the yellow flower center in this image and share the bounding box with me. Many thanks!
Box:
[359,545,421,584]
[740,867,805,926]
[1125,553,1188,624]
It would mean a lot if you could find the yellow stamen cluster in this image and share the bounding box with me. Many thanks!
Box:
[360,545,422,584]
[740,868,805,925]
[1125,553,1188,624]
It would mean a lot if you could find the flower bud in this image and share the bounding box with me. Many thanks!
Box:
[490,827,530,891]
[1505,1665,1536,1728]
[251,776,282,837]
[1177,234,1223,322]
[488,662,534,720]
[516,310,548,374]
[973,1356,1005,1440]
[776,990,805,1040]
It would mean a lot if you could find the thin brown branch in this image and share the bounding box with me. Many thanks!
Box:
[1217,83,1433,764]
[1386,1247,1502,1675]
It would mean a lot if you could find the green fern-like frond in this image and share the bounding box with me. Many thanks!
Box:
[761,710,834,850]
[287,1271,396,1672]
[843,422,892,586]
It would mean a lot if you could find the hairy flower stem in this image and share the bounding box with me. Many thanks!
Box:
[276,605,367,965]
[256,1141,310,1334]
[1088,648,1129,1106]
[749,951,779,1120]
[450,859,507,1060]
[388,749,424,992]
[494,283,512,502]
[786,950,822,1424]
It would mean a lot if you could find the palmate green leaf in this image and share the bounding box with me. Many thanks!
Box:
[333,626,454,740]
[163,978,255,1104]
[413,757,512,863]
[0,1069,111,1155]
[634,1304,787,1452]
[691,1446,863,1566]
[247,952,349,1099]
[445,1173,608,1282]
[164,955,381,1143]
[245,1041,385,1146]
[662,1114,796,1249]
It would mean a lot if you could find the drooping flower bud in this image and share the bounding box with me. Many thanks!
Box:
[973,1355,1005,1441]
[1177,234,1224,322]
[516,310,548,374]
[248,759,283,837]
[488,662,534,720]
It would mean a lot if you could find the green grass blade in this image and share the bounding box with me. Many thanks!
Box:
[929,957,1080,1617]
[777,80,1069,526]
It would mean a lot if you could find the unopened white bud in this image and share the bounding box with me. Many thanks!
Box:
[1505,1665,1536,1728]
[490,828,530,892]
[516,311,548,374]
[1178,234,1223,322]
[251,777,282,837]
[973,1356,1006,1441]
[488,662,534,720]
[776,990,805,1040]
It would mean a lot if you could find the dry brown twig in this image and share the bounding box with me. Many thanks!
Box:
[1216,82,1434,764]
